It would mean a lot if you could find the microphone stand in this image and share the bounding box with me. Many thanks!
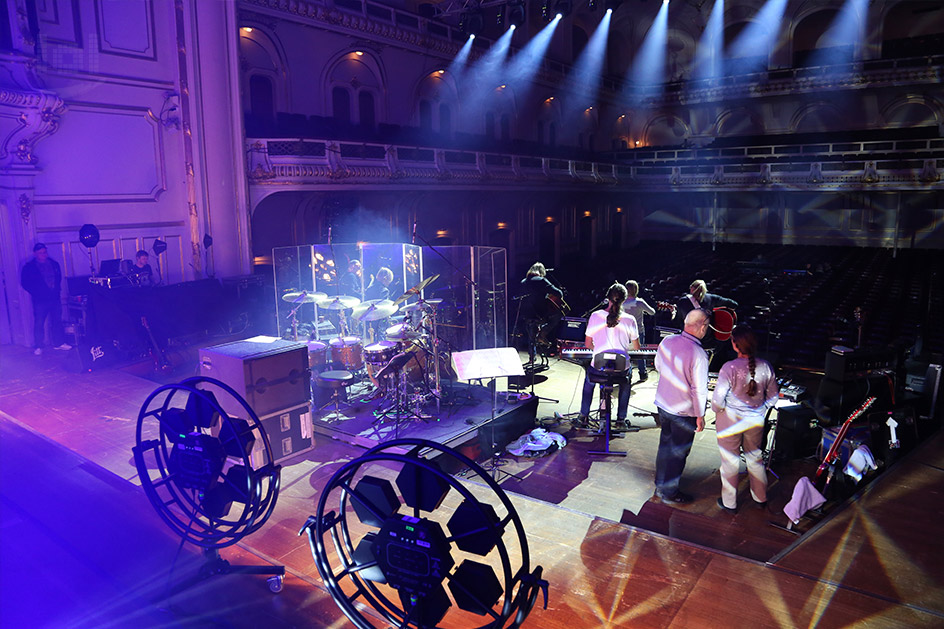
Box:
[411,227,480,408]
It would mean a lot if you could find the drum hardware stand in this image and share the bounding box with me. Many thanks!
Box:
[374,353,429,439]
[762,406,780,480]
[286,296,307,342]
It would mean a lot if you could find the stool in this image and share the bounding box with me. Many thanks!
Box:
[315,370,354,422]
[587,350,630,457]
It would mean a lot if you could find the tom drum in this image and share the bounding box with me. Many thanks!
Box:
[329,336,363,370]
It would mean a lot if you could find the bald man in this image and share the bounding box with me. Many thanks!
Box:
[652,308,710,504]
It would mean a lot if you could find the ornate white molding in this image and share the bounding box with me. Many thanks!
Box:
[0,87,66,169]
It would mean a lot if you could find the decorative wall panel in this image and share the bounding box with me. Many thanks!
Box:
[96,0,155,59]
[34,105,166,202]
[37,0,82,46]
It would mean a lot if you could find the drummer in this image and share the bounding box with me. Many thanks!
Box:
[365,267,393,301]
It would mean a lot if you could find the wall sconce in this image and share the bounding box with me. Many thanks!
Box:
[497,222,508,229]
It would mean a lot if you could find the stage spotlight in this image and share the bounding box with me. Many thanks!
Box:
[459,9,484,36]
[449,560,503,615]
[506,0,526,27]
[554,0,573,18]
[301,438,549,628]
[605,0,622,11]
[447,499,501,555]
[396,454,450,511]
[134,376,285,592]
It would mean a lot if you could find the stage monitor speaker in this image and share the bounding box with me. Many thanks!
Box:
[773,404,820,462]
[64,341,122,372]
[199,338,310,419]
[814,373,894,426]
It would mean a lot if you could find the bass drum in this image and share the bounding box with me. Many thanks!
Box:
[401,343,428,383]
[329,336,364,370]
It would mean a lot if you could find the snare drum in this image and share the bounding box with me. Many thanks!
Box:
[329,336,363,370]
[307,340,329,369]
[364,340,399,366]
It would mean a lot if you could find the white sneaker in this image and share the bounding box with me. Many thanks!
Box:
[34,347,42,356]
[54,343,72,351]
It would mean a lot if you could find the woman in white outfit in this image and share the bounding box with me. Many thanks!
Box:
[711,325,779,513]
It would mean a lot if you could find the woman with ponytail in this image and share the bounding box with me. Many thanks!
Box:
[577,283,641,430]
[710,325,779,513]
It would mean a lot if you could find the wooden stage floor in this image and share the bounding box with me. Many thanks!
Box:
[1,343,943,628]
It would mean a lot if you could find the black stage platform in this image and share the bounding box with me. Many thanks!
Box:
[311,378,539,459]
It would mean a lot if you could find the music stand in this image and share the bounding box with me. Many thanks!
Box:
[452,348,525,480]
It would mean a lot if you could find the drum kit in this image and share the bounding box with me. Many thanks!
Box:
[282,275,448,422]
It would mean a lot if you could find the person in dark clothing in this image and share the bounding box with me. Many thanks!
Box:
[519,262,564,364]
[674,279,739,370]
[20,243,71,355]
[129,250,154,286]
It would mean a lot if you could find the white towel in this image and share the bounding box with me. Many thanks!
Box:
[843,445,878,483]
[783,477,827,524]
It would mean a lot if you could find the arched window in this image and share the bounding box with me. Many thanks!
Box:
[419,100,433,130]
[249,75,274,119]
[358,91,376,129]
[332,87,351,124]
[549,122,557,147]
[485,111,496,139]
[500,114,510,142]
[439,103,452,136]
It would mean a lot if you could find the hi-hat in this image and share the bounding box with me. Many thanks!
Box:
[282,290,328,304]
[393,274,440,305]
[385,323,419,341]
[318,295,361,310]
[352,299,399,321]
[400,298,443,313]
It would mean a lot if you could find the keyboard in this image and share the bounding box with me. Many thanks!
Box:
[560,345,657,367]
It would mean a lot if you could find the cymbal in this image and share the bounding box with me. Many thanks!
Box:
[385,323,419,340]
[318,295,361,310]
[400,298,444,313]
[393,274,440,305]
[281,290,328,304]
[352,299,399,321]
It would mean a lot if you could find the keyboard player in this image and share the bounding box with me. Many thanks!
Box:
[576,283,641,431]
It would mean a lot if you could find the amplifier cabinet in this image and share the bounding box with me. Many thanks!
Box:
[558,317,588,342]
[199,337,310,418]
[253,403,314,464]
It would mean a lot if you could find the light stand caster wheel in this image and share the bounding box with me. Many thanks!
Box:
[267,574,284,593]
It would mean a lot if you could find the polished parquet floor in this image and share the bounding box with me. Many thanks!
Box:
[1,343,943,628]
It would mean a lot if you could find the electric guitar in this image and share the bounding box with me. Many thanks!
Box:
[141,316,171,371]
[814,396,877,490]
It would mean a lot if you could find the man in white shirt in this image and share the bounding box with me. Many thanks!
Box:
[652,308,709,503]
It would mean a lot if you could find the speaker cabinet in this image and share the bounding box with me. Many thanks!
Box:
[253,403,314,464]
[773,404,820,462]
[199,338,310,419]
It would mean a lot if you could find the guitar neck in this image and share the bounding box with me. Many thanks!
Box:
[814,396,877,483]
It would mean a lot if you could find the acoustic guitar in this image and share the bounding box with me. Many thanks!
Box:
[656,301,736,342]
[709,307,737,342]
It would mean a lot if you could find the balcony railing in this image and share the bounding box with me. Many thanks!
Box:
[246,129,943,192]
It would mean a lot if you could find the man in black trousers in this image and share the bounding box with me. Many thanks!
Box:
[21,243,71,355]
